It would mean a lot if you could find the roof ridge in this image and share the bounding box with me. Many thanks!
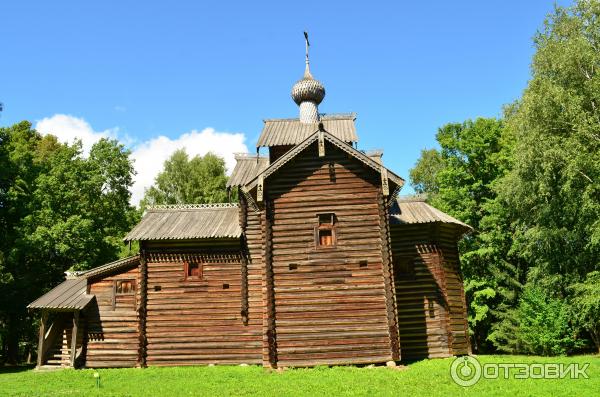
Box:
[234,153,269,160]
[397,194,428,203]
[76,255,140,279]
[147,203,239,210]
[263,112,356,123]
[245,130,404,190]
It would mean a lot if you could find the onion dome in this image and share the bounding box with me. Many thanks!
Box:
[291,68,325,106]
[292,32,325,124]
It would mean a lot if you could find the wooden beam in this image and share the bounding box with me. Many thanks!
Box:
[380,167,389,196]
[36,311,48,368]
[257,175,264,202]
[379,193,400,361]
[318,131,325,157]
[70,311,79,368]
[138,246,148,367]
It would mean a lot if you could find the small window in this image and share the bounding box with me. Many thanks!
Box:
[316,213,336,248]
[116,280,135,295]
[185,261,203,280]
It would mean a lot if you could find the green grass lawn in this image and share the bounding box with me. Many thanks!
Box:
[0,355,598,397]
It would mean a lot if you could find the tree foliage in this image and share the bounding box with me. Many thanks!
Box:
[569,271,600,353]
[0,122,137,363]
[140,149,229,209]
[410,0,600,355]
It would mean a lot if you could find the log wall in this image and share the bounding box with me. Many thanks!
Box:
[143,240,262,366]
[84,266,140,368]
[390,223,469,359]
[266,143,394,367]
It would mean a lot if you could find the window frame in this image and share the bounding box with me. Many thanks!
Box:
[112,279,136,311]
[314,212,337,249]
[184,260,203,281]
[114,279,136,295]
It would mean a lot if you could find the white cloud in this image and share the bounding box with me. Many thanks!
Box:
[35,114,249,206]
[130,128,248,205]
[35,114,118,155]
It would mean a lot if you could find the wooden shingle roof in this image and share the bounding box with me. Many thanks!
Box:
[246,129,404,190]
[390,197,472,232]
[28,279,93,311]
[124,204,241,241]
[256,113,358,147]
[227,154,269,188]
[28,256,140,311]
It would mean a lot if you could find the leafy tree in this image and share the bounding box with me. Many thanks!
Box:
[0,122,137,363]
[569,271,600,354]
[409,148,443,195]
[140,149,229,208]
[498,0,600,282]
[490,276,584,356]
[410,0,600,355]
[410,118,518,352]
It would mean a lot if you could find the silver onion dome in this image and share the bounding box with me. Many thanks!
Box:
[291,71,325,106]
[292,32,325,123]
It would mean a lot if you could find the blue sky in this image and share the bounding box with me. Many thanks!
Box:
[0,1,569,203]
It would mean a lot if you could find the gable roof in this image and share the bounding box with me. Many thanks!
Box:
[28,279,93,311]
[227,154,269,188]
[246,129,404,191]
[76,255,140,279]
[124,204,241,242]
[28,255,140,311]
[257,113,358,148]
[390,197,472,232]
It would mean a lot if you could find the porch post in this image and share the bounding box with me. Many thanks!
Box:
[70,311,79,367]
[36,311,48,368]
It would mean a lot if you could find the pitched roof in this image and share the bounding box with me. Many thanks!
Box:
[124,204,241,241]
[28,279,93,311]
[256,113,358,147]
[227,154,269,188]
[390,197,472,231]
[246,129,404,190]
[28,255,140,311]
[77,255,140,279]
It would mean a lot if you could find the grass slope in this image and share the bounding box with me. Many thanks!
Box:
[0,355,598,397]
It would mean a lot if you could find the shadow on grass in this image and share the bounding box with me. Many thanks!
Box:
[0,364,36,374]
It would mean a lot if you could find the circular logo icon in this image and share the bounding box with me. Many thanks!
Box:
[450,356,482,387]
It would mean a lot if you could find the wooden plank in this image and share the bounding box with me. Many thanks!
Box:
[36,311,48,368]
[70,312,79,367]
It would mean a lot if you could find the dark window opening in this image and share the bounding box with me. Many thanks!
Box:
[154,285,162,292]
[359,260,368,268]
[289,263,298,270]
[316,213,336,248]
[185,261,203,280]
[223,283,230,289]
[116,280,135,295]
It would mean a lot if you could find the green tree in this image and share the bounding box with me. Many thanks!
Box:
[0,122,137,363]
[409,117,518,352]
[490,275,583,356]
[499,0,600,282]
[570,271,600,354]
[409,148,443,195]
[140,149,229,208]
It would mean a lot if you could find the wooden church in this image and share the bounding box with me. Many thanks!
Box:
[29,36,471,369]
